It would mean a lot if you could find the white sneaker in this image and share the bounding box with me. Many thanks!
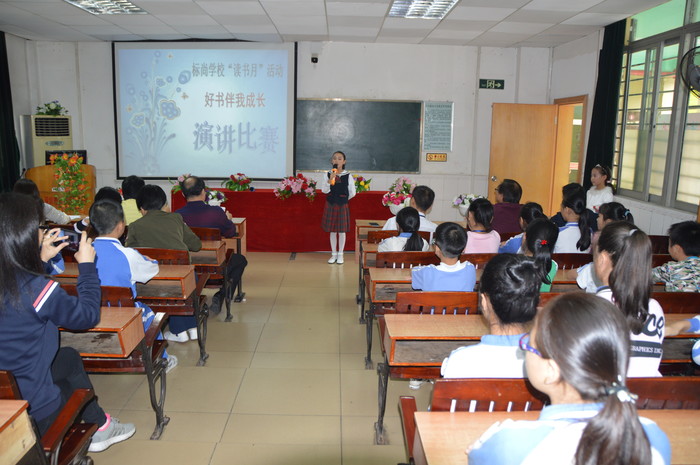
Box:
[88,415,136,452]
[327,253,337,264]
[187,328,198,340]
[163,330,189,343]
[165,355,178,374]
[408,379,425,390]
[336,253,344,264]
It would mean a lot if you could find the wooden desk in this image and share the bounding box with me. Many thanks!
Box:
[190,240,225,266]
[60,308,145,357]
[355,219,385,263]
[413,410,700,465]
[227,217,247,256]
[372,313,698,445]
[0,400,39,464]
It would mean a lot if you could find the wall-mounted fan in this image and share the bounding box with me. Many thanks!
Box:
[679,46,700,99]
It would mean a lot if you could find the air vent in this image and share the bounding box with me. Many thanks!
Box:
[34,117,71,137]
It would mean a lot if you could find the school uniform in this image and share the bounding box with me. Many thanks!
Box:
[540,260,558,292]
[596,287,665,377]
[465,230,501,254]
[498,233,523,254]
[377,233,430,252]
[586,186,614,212]
[468,403,670,465]
[411,261,476,292]
[320,170,356,232]
[553,222,589,253]
[441,334,526,379]
[382,213,437,233]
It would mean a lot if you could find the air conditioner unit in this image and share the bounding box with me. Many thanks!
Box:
[22,115,73,167]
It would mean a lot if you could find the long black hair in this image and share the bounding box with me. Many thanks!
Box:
[480,254,539,326]
[535,293,651,465]
[468,198,494,232]
[597,221,652,334]
[562,192,592,252]
[519,202,544,227]
[524,218,559,286]
[396,206,424,252]
[599,202,634,224]
[0,193,46,306]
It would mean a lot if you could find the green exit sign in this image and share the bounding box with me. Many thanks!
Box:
[479,79,505,90]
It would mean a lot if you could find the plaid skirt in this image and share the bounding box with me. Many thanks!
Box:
[322,202,350,232]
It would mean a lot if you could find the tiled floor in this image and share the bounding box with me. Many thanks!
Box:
[91,252,433,464]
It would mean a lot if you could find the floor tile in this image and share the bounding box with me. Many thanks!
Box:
[256,322,340,353]
[119,409,229,443]
[221,414,341,444]
[95,440,215,465]
[210,443,341,465]
[250,352,340,370]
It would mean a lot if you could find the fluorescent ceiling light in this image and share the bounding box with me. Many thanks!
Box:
[62,0,147,15]
[389,0,460,19]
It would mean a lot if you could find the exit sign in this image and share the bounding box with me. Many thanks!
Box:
[479,79,505,90]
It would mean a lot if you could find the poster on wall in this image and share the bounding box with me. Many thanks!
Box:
[423,101,453,152]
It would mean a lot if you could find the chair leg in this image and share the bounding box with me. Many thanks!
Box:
[194,298,209,366]
[141,340,169,440]
[365,304,375,369]
[223,267,233,322]
[374,360,390,445]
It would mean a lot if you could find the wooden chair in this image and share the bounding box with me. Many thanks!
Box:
[551,253,593,269]
[134,247,210,366]
[652,291,700,314]
[189,226,222,241]
[499,231,520,242]
[394,291,480,315]
[628,377,700,409]
[459,253,495,269]
[375,251,438,268]
[367,230,431,244]
[0,370,97,465]
[648,235,670,255]
[652,254,673,268]
[60,284,170,439]
[399,378,548,463]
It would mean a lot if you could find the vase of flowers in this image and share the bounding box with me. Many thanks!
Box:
[36,100,68,116]
[49,152,89,215]
[382,176,415,214]
[222,173,254,192]
[353,175,371,194]
[206,189,226,207]
[169,173,191,193]
[453,193,483,217]
[274,173,317,201]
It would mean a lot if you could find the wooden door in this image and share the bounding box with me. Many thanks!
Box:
[488,103,558,215]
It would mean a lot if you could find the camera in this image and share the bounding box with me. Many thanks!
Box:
[311,54,318,64]
[53,229,81,249]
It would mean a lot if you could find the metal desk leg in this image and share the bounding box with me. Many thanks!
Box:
[374,360,390,445]
[141,340,170,439]
[222,264,233,322]
[364,303,375,369]
[356,242,364,305]
[194,296,209,366]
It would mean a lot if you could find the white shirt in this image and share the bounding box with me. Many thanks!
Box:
[553,222,589,254]
[382,213,437,233]
[377,234,430,252]
[441,334,526,379]
[320,170,356,199]
[586,186,614,212]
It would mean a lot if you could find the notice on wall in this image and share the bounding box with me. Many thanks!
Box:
[423,101,453,152]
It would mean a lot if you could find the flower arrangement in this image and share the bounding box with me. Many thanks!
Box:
[169,173,191,193]
[353,175,372,194]
[49,152,89,214]
[452,193,483,208]
[206,189,227,206]
[381,176,415,207]
[222,173,254,192]
[274,173,317,201]
[36,100,68,116]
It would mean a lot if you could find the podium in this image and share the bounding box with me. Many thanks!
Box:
[25,164,96,217]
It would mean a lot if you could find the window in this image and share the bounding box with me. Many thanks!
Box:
[615,0,700,211]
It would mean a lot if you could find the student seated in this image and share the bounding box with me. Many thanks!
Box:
[121,175,145,225]
[550,182,598,231]
[441,254,540,378]
[13,178,71,224]
[652,220,700,292]
[498,202,544,254]
[521,218,559,292]
[467,293,670,465]
[126,184,201,343]
[594,221,665,377]
[553,189,592,254]
[411,222,476,292]
[382,185,437,233]
[491,179,523,235]
[89,199,177,372]
[377,206,429,252]
[464,198,500,254]
[0,193,135,453]
[175,176,249,312]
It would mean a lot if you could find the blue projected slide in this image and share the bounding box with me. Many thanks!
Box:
[114,42,295,179]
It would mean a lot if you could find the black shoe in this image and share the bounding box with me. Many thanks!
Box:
[210,291,222,315]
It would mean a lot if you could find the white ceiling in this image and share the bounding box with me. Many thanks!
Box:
[0,0,670,48]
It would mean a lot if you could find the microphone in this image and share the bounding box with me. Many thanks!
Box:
[330,164,338,186]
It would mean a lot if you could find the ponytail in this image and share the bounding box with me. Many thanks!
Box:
[524,219,559,286]
[396,207,424,252]
[599,202,634,225]
[562,194,591,252]
[599,223,652,334]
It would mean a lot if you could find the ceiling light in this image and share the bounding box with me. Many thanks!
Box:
[62,0,147,15]
[388,0,459,19]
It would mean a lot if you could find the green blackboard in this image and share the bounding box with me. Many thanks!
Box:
[295,99,421,172]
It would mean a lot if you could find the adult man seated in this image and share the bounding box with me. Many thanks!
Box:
[175,176,248,313]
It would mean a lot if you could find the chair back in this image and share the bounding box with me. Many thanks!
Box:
[628,377,700,409]
[367,230,431,244]
[652,254,673,268]
[648,235,669,255]
[62,284,135,307]
[459,253,495,269]
[430,378,549,412]
[0,370,22,400]
[536,291,571,308]
[551,253,592,269]
[652,291,700,314]
[135,247,190,265]
[190,227,222,241]
[375,251,438,268]
[395,291,479,315]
